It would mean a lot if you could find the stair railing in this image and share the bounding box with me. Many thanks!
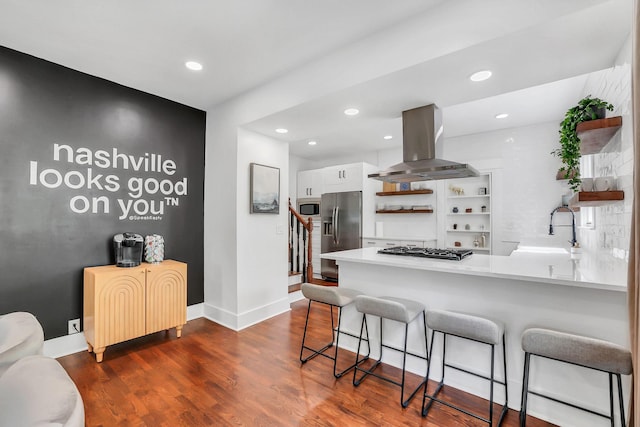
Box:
[288,200,313,283]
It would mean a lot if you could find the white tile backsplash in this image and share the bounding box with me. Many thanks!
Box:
[580,52,632,260]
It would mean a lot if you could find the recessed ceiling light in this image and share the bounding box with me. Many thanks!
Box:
[308,140,317,146]
[495,113,509,119]
[275,128,288,134]
[383,135,393,140]
[469,70,492,82]
[344,108,359,116]
[185,61,203,71]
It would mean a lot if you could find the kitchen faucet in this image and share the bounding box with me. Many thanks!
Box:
[549,207,577,247]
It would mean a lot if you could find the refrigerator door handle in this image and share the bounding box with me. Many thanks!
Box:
[331,206,335,244]
[334,206,340,245]
[331,206,337,244]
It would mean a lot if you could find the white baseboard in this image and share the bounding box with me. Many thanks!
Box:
[44,303,206,359]
[203,297,291,331]
[43,332,89,359]
[288,290,304,303]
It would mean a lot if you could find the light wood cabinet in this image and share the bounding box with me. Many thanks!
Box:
[83,260,187,362]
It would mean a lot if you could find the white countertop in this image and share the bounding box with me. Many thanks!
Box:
[361,236,436,241]
[321,246,628,292]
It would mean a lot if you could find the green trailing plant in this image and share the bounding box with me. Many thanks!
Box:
[552,96,613,192]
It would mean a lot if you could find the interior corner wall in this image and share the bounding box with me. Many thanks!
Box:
[0,46,206,338]
[236,129,289,328]
[203,111,239,328]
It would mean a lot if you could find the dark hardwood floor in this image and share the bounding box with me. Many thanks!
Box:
[58,300,556,426]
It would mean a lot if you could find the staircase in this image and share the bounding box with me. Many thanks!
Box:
[288,200,313,292]
[288,272,303,293]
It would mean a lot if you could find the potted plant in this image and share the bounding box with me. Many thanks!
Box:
[552,95,613,192]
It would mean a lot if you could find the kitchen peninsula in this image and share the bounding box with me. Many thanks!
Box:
[321,247,629,426]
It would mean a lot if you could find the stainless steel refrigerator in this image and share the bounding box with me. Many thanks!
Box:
[321,191,362,281]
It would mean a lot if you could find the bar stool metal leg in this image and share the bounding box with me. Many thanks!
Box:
[300,298,370,378]
[421,329,437,416]
[353,315,381,386]
[300,300,333,364]
[423,330,508,426]
[333,306,370,378]
[353,310,428,408]
[519,352,530,426]
[617,373,626,427]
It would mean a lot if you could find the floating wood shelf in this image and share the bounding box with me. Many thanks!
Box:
[577,116,622,155]
[555,206,580,212]
[376,189,433,196]
[555,169,578,181]
[376,209,433,214]
[569,190,624,207]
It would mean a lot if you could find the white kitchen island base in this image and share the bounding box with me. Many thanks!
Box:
[322,247,629,427]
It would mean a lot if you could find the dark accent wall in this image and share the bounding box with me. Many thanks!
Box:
[0,46,205,339]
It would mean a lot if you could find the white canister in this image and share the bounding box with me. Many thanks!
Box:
[144,234,165,263]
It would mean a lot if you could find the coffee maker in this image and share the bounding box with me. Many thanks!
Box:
[113,233,144,267]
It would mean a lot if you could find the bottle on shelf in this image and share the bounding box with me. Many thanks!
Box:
[480,233,486,248]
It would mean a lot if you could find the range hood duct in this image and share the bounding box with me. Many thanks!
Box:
[368,104,479,183]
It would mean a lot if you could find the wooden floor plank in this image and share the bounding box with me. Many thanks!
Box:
[57,300,556,426]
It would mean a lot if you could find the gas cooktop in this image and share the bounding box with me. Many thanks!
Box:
[378,246,473,261]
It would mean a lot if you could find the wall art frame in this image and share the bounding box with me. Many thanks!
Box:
[250,163,280,214]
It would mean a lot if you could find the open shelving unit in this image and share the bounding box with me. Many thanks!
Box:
[376,189,433,196]
[375,188,434,214]
[569,190,624,207]
[577,116,622,154]
[568,116,624,208]
[376,209,433,214]
[445,174,492,253]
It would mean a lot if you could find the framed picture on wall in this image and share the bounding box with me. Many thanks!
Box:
[250,163,280,214]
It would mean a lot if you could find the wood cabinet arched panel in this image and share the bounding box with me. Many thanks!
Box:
[145,261,187,335]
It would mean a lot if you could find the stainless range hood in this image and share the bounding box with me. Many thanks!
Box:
[368,104,479,183]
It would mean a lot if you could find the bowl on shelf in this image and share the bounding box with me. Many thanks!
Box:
[594,176,615,191]
[580,178,594,192]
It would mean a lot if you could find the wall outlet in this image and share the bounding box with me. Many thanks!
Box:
[68,318,81,335]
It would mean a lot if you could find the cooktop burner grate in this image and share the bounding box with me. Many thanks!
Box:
[377,246,473,261]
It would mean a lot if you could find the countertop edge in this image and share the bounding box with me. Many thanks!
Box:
[321,248,627,293]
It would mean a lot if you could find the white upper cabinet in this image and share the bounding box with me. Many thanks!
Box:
[297,169,323,198]
[322,163,368,193]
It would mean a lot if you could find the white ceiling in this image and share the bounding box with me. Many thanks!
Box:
[0,0,441,109]
[0,0,632,162]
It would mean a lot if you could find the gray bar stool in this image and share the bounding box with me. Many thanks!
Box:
[520,328,632,427]
[299,283,370,378]
[353,295,428,408]
[422,309,508,426]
